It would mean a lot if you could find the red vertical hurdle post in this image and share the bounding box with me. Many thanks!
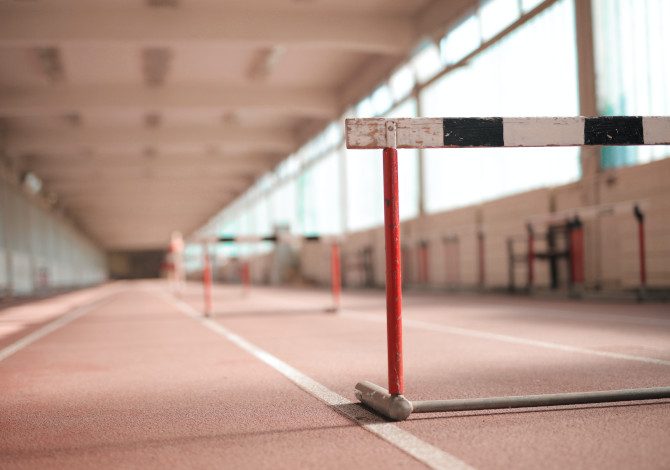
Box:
[634,205,646,295]
[330,242,341,312]
[478,230,485,289]
[526,223,535,291]
[202,242,212,316]
[418,241,429,285]
[383,147,404,396]
[349,116,670,421]
[241,261,250,295]
[569,216,585,290]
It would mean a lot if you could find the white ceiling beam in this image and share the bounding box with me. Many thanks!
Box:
[0,7,415,54]
[6,125,296,154]
[0,84,337,119]
[34,162,270,176]
[46,179,245,194]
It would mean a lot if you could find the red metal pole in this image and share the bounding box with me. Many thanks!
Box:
[202,243,212,316]
[478,230,485,288]
[418,241,429,284]
[634,206,646,288]
[241,261,250,295]
[330,242,341,311]
[569,218,585,286]
[527,224,535,289]
[383,147,404,396]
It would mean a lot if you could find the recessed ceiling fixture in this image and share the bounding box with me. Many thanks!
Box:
[145,112,162,128]
[35,47,64,83]
[247,46,286,81]
[63,112,82,127]
[21,171,43,195]
[143,146,158,159]
[146,0,178,7]
[142,48,172,87]
[221,111,239,125]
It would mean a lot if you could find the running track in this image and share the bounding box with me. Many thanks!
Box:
[1,281,669,469]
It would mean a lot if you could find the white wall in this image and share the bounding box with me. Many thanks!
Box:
[0,171,107,298]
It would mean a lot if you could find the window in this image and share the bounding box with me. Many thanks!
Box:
[422,0,580,213]
[593,0,670,168]
[440,16,481,65]
[297,150,342,234]
[411,42,443,84]
[479,0,521,41]
[389,64,415,101]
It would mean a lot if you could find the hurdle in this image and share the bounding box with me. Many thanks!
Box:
[526,200,648,296]
[346,116,670,421]
[508,219,579,293]
[199,233,343,315]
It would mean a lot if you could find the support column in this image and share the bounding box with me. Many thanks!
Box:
[0,180,13,300]
[330,242,341,312]
[338,146,349,234]
[634,205,646,296]
[575,0,601,288]
[415,90,427,217]
[202,243,212,316]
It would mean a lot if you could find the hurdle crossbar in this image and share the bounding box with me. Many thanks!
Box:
[346,116,670,421]
[526,200,648,226]
[196,233,343,313]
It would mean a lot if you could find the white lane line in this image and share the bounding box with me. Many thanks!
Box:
[161,292,473,470]
[0,291,117,363]
[343,312,670,367]
[523,308,670,328]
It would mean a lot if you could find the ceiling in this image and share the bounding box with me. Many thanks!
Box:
[0,0,475,250]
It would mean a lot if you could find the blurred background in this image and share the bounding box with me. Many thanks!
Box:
[0,0,668,299]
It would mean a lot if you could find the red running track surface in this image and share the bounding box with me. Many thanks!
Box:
[1,280,669,469]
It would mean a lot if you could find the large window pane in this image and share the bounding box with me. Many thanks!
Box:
[479,0,521,40]
[593,0,670,168]
[422,0,580,213]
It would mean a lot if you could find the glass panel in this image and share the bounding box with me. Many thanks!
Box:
[371,85,394,115]
[480,0,521,40]
[440,16,481,65]
[299,150,342,235]
[593,0,670,168]
[389,64,415,101]
[346,147,384,232]
[422,0,580,213]
[411,42,443,84]
[522,0,545,11]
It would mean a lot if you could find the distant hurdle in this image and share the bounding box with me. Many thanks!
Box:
[509,201,648,295]
[346,116,670,421]
[198,233,343,316]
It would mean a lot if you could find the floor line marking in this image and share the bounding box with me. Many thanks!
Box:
[520,308,670,328]
[160,292,473,470]
[342,312,670,367]
[0,290,118,363]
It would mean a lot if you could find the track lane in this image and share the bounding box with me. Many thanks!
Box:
[188,282,670,469]
[1,286,450,469]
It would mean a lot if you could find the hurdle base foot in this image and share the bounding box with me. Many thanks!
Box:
[355,381,413,421]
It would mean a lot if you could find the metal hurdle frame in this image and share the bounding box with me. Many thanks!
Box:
[198,233,343,316]
[525,200,649,296]
[345,116,670,421]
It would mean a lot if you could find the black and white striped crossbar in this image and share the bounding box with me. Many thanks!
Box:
[527,200,647,226]
[345,116,670,149]
[200,234,343,244]
[217,235,279,243]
